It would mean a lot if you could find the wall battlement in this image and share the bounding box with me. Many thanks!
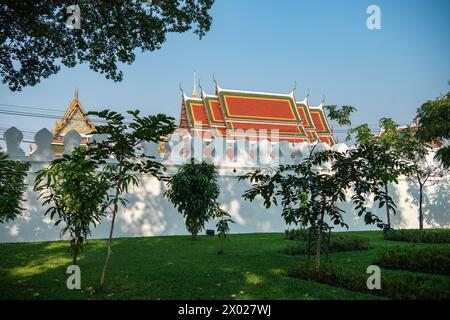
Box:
[1,126,449,243]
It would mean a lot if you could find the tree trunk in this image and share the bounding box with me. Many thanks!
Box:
[419,183,424,241]
[315,212,325,272]
[384,183,391,227]
[72,237,79,265]
[99,196,119,289]
[192,231,198,240]
[218,238,224,254]
[72,249,78,266]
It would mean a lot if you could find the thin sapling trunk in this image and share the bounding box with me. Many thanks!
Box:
[315,211,325,272]
[419,182,424,241]
[384,183,391,227]
[99,187,120,288]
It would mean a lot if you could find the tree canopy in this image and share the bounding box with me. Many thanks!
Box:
[34,147,110,265]
[0,152,30,223]
[87,108,176,288]
[0,0,215,91]
[415,87,450,168]
[165,159,226,240]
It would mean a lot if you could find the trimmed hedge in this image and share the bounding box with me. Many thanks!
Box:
[285,228,309,241]
[290,261,450,300]
[374,247,450,275]
[384,229,450,243]
[283,234,370,255]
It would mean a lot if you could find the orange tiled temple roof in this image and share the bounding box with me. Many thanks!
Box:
[179,82,335,144]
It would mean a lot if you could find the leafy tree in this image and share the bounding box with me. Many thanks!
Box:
[397,128,448,238]
[327,106,406,229]
[0,152,30,223]
[346,118,410,228]
[376,118,405,228]
[325,105,356,126]
[215,209,233,254]
[327,107,412,230]
[240,106,406,271]
[34,147,109,265]
[240,145,399,271]
[87,109,176,288]
[410,152,447,238]
[1,0,215,91]
[238,146,352,271]
[415,86,450,168]
[239,151,330,271]
[345,127,411,229]
[165,159,226,240]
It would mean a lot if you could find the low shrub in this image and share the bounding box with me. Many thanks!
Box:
[331,236,370,252]
[374,247,450,275]
[283,243,309,255]
[384,229,450,243]
[290,261,450,300]
[284,228,309,241]
[283,234,370,255]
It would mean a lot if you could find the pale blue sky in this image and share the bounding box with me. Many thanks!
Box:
[0,0,449,145]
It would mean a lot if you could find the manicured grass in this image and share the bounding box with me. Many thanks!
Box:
[0,231,449,300]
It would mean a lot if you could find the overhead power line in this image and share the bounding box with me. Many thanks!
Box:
[0,103,67,113]
[0,109,128,124]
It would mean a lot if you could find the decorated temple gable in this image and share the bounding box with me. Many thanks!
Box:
[179,81,336,145]
[202,92,227,137]
[51,90,95,154]
[309,103,335,145]
[180,94,212,139]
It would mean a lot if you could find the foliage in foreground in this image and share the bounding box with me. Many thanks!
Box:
[240,146,396,271]
[1,231,449,300]
[283,235,370,256]
[216,212,234,254]
[290,261,450,300]
[348,118,414,228]
[165,159,230,240]
[284,228,311,241]
[34,147,110,265]
[391,123,449,236]
[383,228,450,243]
[0,152,30,223]
[375,247,450,275]
[1,232,391,300]
[415,85,450,168]
[87,109,176,288]
[240,105,416,271]
[1,0,215,91]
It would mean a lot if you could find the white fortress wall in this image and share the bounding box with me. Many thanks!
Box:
[1,127,449,243]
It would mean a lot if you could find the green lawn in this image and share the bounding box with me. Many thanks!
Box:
[0,231,449,300]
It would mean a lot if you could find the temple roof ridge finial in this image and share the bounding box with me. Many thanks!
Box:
[192,71,197,98]
[290,80,297,99]
[179,82,185,95]
[302,88,310,105]
[213,73,219,87]
[320,94,326,107]
[198,79,204,97]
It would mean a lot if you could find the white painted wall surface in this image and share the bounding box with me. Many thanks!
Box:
[2,167,449,243]
[1,128,449,242]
